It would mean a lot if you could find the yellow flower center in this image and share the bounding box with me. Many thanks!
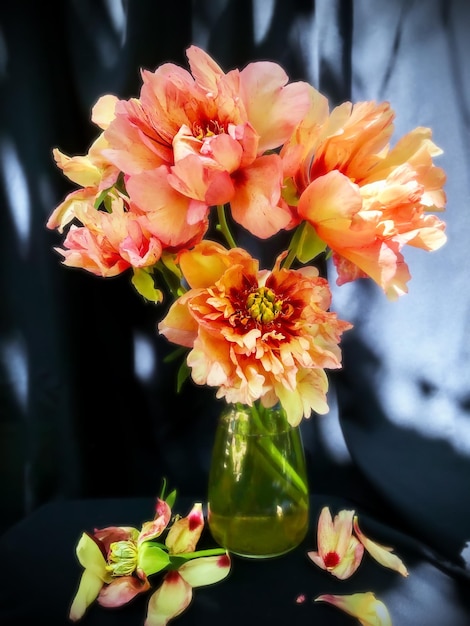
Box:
[193,119,225,140]
[246,287,283,324]
[106,540,138,577]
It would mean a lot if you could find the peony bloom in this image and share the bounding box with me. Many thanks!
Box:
[315,592,392,626]
[307,506,364,580]
[281,91,447,299]
[69,498,172,621]
[101,45,311,238]
[158,241,351,426]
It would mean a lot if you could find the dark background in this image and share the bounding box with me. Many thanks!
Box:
[1,0,469,582]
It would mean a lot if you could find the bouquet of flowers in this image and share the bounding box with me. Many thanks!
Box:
[47,44,446,426]
[47,45,446,625]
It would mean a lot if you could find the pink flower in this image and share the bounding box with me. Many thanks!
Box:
[102,45,311,238]
[50,191,163,278]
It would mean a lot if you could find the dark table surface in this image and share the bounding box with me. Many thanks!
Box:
[1,494,469,626]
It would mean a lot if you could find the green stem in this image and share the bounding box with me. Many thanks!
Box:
[282,246,297,270]
[155,260,184,299]
[177,548,227,560]
[248,401,308,499]
[282,223,304,269]
[216,204,237,249]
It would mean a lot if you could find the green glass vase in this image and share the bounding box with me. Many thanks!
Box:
[207,401,309,558]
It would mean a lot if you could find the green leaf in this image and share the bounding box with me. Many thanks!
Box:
[176,359,191,393]
[94,189,110,210]
[295,221,327,263]
[158,253,185,298]
[131,268,163,303]
[138,543,170,577]
[159,478,177,509]
[166,489,177,509]
[163,347,187,364]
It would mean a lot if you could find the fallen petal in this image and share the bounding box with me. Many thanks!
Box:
[144,571,193,626]
[315,592,392,626]
[139,499,172,544]
[98,575,150,608]
[69,569,105,622]
[353,517,409,577]
[165,503,204,554]
[75,533,111,581]
[178,553,231,587]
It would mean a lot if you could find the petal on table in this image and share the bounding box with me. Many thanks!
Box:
[165,503,204,554]
[69,568,106,622]
[138,498,172,544]
[315,592,392,626]
[353,516,409,577]
[75,532,110,580]
[178,554,232,587]
[144,571,193,626]
[98,575,150,608]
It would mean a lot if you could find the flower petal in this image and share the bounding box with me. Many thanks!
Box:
[165,502,205,554]
[230,154,293,239]
[144,571,193,626]
[138,498,172,544]
[353,516,409,577]
[315,592,392,626]
[98,575,150,608]
[75,532,110,580]
[308,507,364,579]
[178,554,231,587]
[69,569,106,622]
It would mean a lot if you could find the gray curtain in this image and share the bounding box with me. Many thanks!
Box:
[1,0,469,579]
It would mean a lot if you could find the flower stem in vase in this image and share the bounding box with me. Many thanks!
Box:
[207,401,309,558]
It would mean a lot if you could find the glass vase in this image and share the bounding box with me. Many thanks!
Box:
[207,401,309,558]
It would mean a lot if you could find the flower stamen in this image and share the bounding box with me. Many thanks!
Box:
[192,119,225,140]
[323,551,340,569]
[246,287,283,324]
[106,540,138,576]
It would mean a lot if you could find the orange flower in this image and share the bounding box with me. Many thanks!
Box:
[158,241,351,426]
[281,92,447,299]
[102,46,311,238]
